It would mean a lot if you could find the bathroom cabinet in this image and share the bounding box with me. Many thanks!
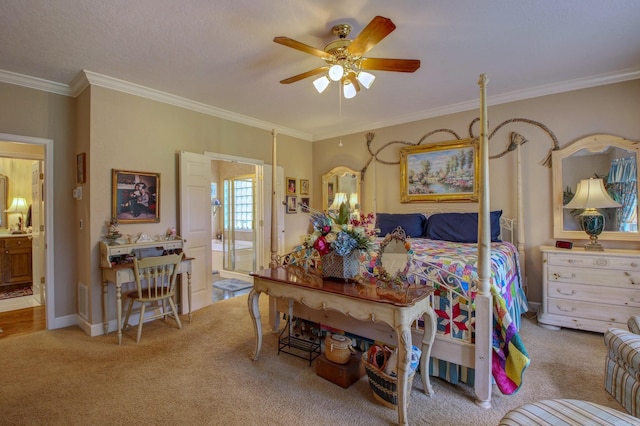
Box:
[0,236,32,289]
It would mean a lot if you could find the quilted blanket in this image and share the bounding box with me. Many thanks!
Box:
[400,239,529,394]
[491,285,530,394]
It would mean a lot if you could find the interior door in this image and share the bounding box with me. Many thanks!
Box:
[31,160,44,304]
[179,151,212,312]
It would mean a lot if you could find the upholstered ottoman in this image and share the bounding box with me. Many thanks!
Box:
[499,399,640,425]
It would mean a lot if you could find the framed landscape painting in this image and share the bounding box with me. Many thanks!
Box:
[112,169,160,223]
[400,138,479,203]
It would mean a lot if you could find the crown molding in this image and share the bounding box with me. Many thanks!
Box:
[77,70,313,141]
[2,67,639,142]
[0,69,70,96]
[312,67,640,141]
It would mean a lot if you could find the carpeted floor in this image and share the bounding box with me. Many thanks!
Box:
[0,285,33,300]
[0,295,629,425]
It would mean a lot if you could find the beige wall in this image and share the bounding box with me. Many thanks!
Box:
[312,79,640,304]
[0,81,78,321]
[85,86,312,325]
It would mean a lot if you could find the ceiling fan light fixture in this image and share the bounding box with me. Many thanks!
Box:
[343,80,357,99]
[328,64,344,81]
[312,76,330,93]
[356,71,375,89]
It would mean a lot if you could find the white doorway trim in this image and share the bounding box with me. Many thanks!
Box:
[205,152,265,277]
[0,133,54,329]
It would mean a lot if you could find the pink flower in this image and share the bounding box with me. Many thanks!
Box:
[314,236,331,255]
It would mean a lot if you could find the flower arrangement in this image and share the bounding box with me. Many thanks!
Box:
[303,202,377,258]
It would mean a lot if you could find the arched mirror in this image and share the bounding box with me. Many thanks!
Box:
[322,166,361,212]
[553,134,639,241]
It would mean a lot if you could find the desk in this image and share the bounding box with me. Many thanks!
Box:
[101,258,193,345]
[248,266,436,426]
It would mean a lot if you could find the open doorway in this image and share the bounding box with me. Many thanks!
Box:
[0,138,48,336]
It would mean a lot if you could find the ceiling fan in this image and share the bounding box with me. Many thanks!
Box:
[274,16,420,99]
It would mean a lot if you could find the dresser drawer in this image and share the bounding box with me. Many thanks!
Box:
[547,252,640,271]
[4,237,31,250]
[546,297,639,324]
[547,265,640,288]
[547,281,640,307]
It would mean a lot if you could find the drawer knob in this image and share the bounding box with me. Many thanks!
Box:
[631,262,639,268]
[557,305,576,313]
[556,289,576,296]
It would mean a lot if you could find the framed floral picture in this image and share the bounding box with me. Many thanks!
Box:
[400,138,479,203]
[112,169,160,223]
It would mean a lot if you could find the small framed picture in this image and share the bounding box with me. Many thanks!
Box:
[286,195,297,214]
[300,179,309,195]
[286,177,297,195]
[76,153,86,184]
[300,197,310,213]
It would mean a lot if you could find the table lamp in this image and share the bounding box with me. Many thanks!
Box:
[564,178,621,251]
[5,196,28,234]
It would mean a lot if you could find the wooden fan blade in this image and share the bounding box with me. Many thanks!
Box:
[347,16,396,57]
[279,67,328,84]
[360,58,421,72]
[273,36,332,60]
[344,72,361,92]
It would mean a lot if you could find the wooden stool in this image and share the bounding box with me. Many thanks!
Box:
[499,399,639,425]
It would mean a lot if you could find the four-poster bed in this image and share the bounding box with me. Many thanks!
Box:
[253,74,528,413]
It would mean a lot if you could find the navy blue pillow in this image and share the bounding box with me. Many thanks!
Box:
[375,213,427,238]
[425,211,502,243]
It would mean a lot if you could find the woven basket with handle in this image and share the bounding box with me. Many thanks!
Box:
[362,345,415,409]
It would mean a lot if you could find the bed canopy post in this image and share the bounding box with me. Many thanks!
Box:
[475,74,493,408]
[270,129,278,268]
[517,136,527,285]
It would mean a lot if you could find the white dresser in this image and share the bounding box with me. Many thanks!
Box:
[539,246,640,333]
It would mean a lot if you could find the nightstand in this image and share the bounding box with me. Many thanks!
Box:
[539,246,640,333]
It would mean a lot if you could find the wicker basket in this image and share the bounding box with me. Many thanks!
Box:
[321,251,359,280]
[362,346,415,409]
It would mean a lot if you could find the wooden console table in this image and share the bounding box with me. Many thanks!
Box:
[248,266,436,426]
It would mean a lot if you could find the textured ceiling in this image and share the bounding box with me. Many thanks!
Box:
[1,0,640,141]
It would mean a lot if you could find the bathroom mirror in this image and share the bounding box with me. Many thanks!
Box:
[552,134,639,241]
[0,175,6,229]
[322,166,361,212]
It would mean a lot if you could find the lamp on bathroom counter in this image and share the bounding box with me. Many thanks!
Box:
[5,196,28,234]
[564,178,622,251]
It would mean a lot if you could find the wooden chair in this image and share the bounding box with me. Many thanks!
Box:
[123,253,184,343]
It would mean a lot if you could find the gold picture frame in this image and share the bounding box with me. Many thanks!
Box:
[112,169,160,223]
[76,152,86,184]
[300,178,309,195]
[286,177,297,195]
[400,138,479,203]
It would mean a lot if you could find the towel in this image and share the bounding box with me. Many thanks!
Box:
[491,285,530,395]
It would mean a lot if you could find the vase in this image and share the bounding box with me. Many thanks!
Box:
[321,250,359,280]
